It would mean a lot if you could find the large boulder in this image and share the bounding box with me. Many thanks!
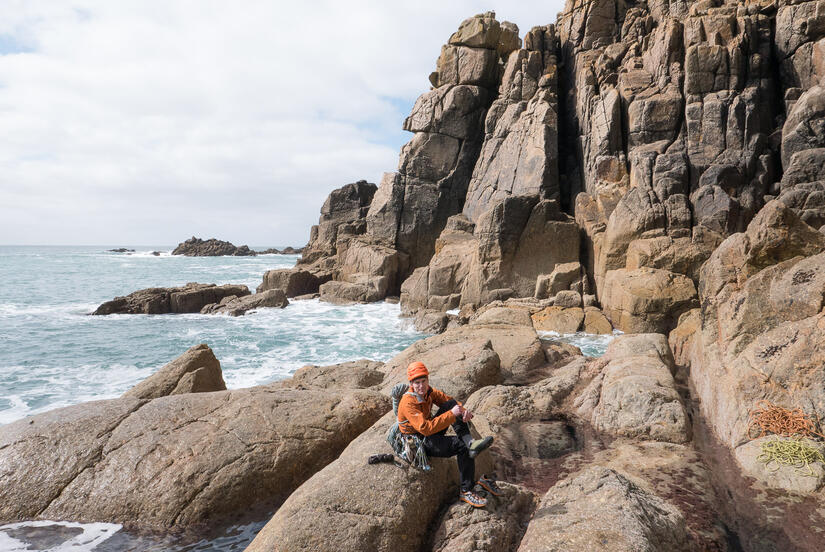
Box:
[517,467,692,551]
[400,215,476,313]
[379,330,502,401]
[462,198,580,303]
[256,268,326,297]
[583,307,613,334]
[624,235,714,284]
[470,305,534,327]
[246,412,493,552]
[326,240,402,303]
[574,334,689,444]
[0,387,388,529]
[200,289,288,316]
[534,261,583,298]
[531,306,584,333]
[460,323,546,384]
[318,280,383,304]
[92,283,251,315]
[430,482,538,552]
[280,359,385,390]
[600,268,697,333]
[465,358,587,483]
[122,344,225,400]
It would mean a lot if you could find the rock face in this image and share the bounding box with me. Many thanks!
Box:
[401,199,580,312]
[575,334,689,443]
[559,0,779,332]
[0,387,388,529]
[200,289,288,316]
[122,344,225,400]
[379,328,503,401]
[689,202,825,454]
[298,180,377,267]
[92,283,251,315]
[461,24,560,222]
[369,12,518,272]
[296,13,528,305]
[172,237,255,256]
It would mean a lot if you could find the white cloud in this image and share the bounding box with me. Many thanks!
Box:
[0,0,564,246]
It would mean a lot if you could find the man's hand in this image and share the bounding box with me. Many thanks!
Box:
[461,409,474,422]
[450,404,462,417]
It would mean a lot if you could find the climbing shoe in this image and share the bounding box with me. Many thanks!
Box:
[367,453,395,465]
[477,474,502,496]
[460,489,487,508]
[468,436,494,458]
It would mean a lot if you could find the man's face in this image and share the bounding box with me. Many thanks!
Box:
[411,376,429,395]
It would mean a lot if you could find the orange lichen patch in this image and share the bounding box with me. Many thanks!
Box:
[747,400,825,440]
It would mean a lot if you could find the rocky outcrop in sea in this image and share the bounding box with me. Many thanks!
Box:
[172,236,304,256]
[5,2,825,551]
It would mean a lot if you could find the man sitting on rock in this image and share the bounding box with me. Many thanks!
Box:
[397,361,498,507]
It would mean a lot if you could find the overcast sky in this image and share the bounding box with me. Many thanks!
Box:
[0,1,565,246]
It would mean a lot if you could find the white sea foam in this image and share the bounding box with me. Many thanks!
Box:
[0,521,121,551]
[0,303,97,317]
[1,294,422,424]
[126,250,173,257]
[538,329,623,357]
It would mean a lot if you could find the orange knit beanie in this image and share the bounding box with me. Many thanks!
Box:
[407,361,429,381]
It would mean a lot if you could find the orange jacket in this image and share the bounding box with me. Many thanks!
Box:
[397,386,458,436]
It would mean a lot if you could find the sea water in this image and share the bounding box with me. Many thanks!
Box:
[0,246,424,425]
[0,245,616,551]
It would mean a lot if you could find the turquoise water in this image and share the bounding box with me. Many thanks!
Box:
[0,246,424,425]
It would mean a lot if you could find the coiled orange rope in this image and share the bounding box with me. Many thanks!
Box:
[747,400,825,440]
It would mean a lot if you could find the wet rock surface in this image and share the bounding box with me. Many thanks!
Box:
[200,288,288,316]
[92,283,251,315]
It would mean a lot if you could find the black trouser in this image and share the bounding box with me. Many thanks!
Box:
[422,399,475,492]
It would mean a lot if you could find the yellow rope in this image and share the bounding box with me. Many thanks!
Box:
[756,438,825,477]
